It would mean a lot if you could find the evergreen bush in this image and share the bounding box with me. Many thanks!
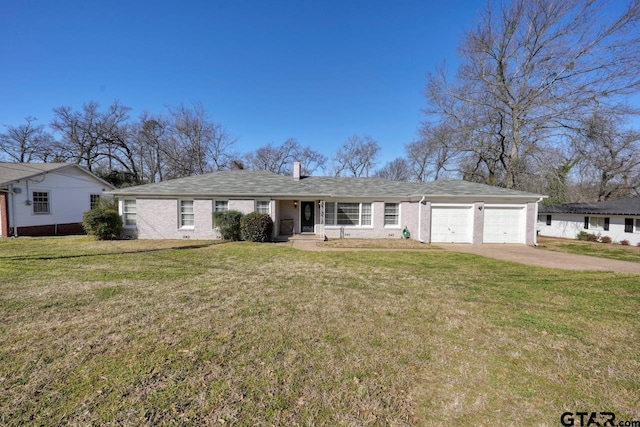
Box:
[240,212,274,242]
[213,210,243,241]
[82,199,122,240]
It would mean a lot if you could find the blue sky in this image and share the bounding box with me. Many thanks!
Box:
[1,0,488,167]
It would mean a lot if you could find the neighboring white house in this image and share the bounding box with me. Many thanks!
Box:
[108,162,545,245]
[0,163,115,237]
[537,197,640,246]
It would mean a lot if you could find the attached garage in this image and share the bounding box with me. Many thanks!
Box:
[482,206,525,243]
[431,205,473,243]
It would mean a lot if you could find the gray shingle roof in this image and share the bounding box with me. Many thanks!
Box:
[0,163,115,189]
[108,170,544,199]
[0,162,73,185]
[540,198,640,215]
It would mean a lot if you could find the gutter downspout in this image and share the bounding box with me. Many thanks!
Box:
[417,196,426,243]
[533,197,544,246]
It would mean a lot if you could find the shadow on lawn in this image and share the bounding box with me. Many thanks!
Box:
[0,242,215,261]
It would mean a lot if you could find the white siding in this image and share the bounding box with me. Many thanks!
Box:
[7,167,110,228]
[538,213,640,246]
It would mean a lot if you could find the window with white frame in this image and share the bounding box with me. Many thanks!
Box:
[325,202,372,226]
[384,203,399,226]
[256,200,270,214]
[588,216,609,230]
[32,191,50,214]
[180,200,194,228]
[123,199,136,226]
[214,200,228,212]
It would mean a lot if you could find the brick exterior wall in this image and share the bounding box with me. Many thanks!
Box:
[0,192,8,237]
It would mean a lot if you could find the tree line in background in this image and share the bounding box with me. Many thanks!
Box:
[1,0,639,204]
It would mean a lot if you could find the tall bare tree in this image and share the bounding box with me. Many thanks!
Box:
[424,0,640,189]
[50,101,138,181]
[133,113,169,183]
[573,111,640,200]
[245,138,326,176]
[163,103,236,178]
[332,134,380,177]
[0,117,54,162]
[374,157,411,181]
[407,123,458,182]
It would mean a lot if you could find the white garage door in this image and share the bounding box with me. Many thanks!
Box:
[431,206,473,243]
[483,207,525,243]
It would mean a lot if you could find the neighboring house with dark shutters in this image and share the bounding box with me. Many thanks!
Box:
[538,198,640,245]
[0,163,115,237]
[108,162,545,245]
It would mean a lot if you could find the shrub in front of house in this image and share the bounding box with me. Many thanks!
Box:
[599,235,612,244]
[586,233,600,242]
[240,212,274,242]
[213,210,243,241]
[577,231,600,242]
[619,239,630,246]
[82,200,122,240]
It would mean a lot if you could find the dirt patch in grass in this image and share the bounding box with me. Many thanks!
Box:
[318,238,439,250]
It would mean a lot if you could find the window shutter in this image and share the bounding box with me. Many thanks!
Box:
[625,218,633,233]
[546,215,552,226]
[604,217,610,231]
[584,217,589,229]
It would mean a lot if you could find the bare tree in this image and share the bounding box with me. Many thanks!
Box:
[50,101,138,181]
[332,134,380,177]
[245,138,326,175]
[0,117,54,162]
[133,113,169,183]
[374,157,411,181]
[407,123,458,181]
[424,0,640,189]
[163,103,236,178]
[573,111,640,200]
[298,146,327,176]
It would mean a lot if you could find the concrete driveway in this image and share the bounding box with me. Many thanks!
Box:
[436,244,640,273]
[290,240,640,273]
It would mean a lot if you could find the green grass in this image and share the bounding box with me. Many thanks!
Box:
[538,236,640,263]
[1,236,639,425]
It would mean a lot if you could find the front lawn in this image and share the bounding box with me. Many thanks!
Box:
[1,237,638,425]
[537,236,640,263]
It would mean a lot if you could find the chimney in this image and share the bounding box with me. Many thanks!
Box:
[293,161,301,180]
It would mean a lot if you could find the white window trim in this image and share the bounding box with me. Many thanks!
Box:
[255,199,271,215]
[121,199,137,228]
[589,216,607,230]
[179,200,195,229]
[384,202,401,228]
[213,199,229,212]
[324,201,374,228]
[32,190,51,215]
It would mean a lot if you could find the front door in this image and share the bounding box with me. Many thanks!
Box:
[301,201,315,233]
